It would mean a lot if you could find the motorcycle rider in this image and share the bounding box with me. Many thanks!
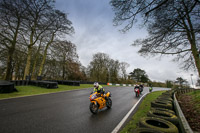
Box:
[93,82,108,100]
[149,86,153,92]
[139,84,144,93]
[93,82,105,95]
[149,84,153,92]
[134,84,140,91]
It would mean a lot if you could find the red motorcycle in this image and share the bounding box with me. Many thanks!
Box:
[134,88,140,97]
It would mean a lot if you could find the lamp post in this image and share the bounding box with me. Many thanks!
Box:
[190,74,194,88]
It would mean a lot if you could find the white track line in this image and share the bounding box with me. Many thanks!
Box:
[111,93,148,133]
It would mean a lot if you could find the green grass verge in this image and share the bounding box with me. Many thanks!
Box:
[120,90,166,133]
[0,84,112,99]
[187,90,200,114]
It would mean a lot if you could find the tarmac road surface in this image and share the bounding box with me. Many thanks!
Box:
[0,86,169,133]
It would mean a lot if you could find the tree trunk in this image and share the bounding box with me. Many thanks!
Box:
[38,34,54,76]
[38,43,51,76]
[4,48,14,80]
[4,20,20,80]
[191,42,200,76]
[23,45,33,79]
[62,56,66,80]
[23,27,35,80]
[15,62,20,80]
[182,10,200,77]
[32,42,42,79]
[62,64,65,80]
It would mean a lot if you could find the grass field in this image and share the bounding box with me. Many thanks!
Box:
[120,90,166,133]
[0,84,112,99]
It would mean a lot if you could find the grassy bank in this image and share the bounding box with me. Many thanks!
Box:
[188,90,200,111]
[177,90,200,132]
[0,84,111,99]
[120,90,166,133]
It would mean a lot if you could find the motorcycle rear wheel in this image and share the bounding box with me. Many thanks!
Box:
[90,102,98,114]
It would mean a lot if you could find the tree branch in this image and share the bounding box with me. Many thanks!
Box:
[152,49,191,55]
[145,0,168,16]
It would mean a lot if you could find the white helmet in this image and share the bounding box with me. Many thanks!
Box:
[94,82,99,88]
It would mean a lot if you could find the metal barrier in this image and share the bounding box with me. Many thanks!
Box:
[175,88,194,96]
[174,92,194,133]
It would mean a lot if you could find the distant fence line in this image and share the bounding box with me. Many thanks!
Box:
[10,80,138,87]
[10,80,108,86]
[107,83,134,87]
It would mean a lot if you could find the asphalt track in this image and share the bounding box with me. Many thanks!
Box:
[0,86,168,133]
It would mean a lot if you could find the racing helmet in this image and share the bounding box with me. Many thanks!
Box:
[94,82,99,88]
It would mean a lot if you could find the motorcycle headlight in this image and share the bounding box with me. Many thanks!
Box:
[91,94,96,100]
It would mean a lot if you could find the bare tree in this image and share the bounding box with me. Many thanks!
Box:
[129,68,149,82]
[87,52,122,83]
[31,38,43,78]
[22,0,54,79]
[175,77,188,87]
[107,59,121,83]
[120,62,130,80]
[37,10,74,77]
[88,52,110,82]
[110,0,200,76]
[22,0,74,79]
[0,0,28,80]
[50,40,79,80]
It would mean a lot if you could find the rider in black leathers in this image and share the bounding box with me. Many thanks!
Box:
[139,84,143,93]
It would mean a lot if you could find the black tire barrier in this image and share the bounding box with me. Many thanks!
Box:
[10,80,30,86]
[151,101,173,110]
[162,91,173,95]
[154,99,172,105]
[80,81,107,85]
[37,81,58,89]
[157,97,173,102]
[134,128,164,133]
[50,80,80,86]
[158,95,172,99]
[139,117,178,133]
[161,93,173,98]
[150,107,175,115]
[62,80,80,86]
[37,76,42,80]
[147,110,179,125]
[11,80,81,86]
[0,80,16,93]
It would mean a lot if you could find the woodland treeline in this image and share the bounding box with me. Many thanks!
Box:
[0,0,195,87]
[0,0,133,83]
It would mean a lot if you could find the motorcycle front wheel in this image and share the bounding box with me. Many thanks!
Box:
[106,98,112,109]
[135,92,139,97]
[90,102,98,114]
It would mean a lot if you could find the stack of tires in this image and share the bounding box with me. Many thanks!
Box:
[134,90,179,133]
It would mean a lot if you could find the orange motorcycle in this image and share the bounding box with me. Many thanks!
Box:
[89,91,112,114]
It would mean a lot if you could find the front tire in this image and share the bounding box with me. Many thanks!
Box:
[135,92,139,97]
[106,98,112,109]
[90,102,98,114]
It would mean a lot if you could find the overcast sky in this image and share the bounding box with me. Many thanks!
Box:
[55,0,198,85]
